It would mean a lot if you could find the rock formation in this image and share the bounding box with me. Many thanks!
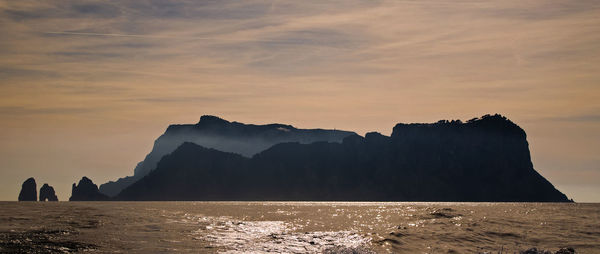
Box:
[116,114,570,202]
[99,115,355,197]
[39,184,58,201]
[69,177,109,201]
[18,177,37,201]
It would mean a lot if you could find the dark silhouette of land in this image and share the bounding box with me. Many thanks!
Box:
[115,114,570,202]
[69,177,109,201]
[99,115,354,197]
[18,177,37,201]
[39,184,58,201]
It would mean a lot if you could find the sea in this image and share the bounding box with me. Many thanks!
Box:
[0,202,598,253]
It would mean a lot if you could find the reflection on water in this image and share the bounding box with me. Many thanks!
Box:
[0,202,598,253]
[193,217,369,253]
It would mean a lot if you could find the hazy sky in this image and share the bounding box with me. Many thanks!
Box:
[1,0,599,201]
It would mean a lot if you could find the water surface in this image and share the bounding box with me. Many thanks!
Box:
[1,202,598,253]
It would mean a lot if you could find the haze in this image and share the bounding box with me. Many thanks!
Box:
[0,0,599,201]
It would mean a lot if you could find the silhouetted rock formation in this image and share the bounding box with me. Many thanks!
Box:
[39,184,58,201]
[100,115,355,197]
[69,177,109,201]
[18,177,37,201]
[116,114,570,202]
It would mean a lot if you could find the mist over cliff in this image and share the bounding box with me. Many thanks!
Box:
[116,114,570,202]
[99,115,355,196]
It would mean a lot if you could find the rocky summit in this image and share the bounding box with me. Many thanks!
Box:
[99,115,355,197]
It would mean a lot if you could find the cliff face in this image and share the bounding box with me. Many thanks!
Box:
[100,115,355,197]
[69,177,109,201]
[39,184,58,201]
[18,177,37,201]
[386,115,566,201]
[117,114,570,202]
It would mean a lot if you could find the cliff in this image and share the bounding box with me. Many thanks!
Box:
[116,114,570,202]
[99,115,355,197]
[69,177,109,201]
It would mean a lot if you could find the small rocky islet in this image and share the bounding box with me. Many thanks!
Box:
[17,178,58,202]
[17,177,37,201]
[68,177,109,201]
[39,183,58,202]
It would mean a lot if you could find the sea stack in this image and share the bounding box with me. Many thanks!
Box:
[69,177,109,201]
[18,177,37,201]
[39,183,59,201]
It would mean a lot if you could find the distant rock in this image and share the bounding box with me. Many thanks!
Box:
[39,184,58,201]
[18,177,37,201]
[69,177,109,201]
[100,115,355,197]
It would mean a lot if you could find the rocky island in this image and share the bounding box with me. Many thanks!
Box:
[39,184,58,201]
[69,177,109,201]
[17,177,37,201]
[111,114,570,202]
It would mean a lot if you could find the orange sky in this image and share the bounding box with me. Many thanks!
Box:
[1,0,599,201]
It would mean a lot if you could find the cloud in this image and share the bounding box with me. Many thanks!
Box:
[53,51,121,59]
[1,2,121,21]
[541,115,600,123]
[0,106,100,116]
[0,67,63,81]
[70,3,121,18]
[477,1,598,21]
[131,96,232,104]
[0,0,599,201]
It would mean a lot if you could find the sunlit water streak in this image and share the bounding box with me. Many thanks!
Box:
[0,202,598,253]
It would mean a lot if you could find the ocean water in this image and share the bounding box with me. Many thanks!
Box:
[0,202,598,253]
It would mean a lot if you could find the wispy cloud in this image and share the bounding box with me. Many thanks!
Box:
[541,115,600,123]
[0,0,599,201]
[0,106,101,115]
[2,0,599,119]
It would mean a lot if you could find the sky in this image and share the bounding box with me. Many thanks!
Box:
[0,0,599,202]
